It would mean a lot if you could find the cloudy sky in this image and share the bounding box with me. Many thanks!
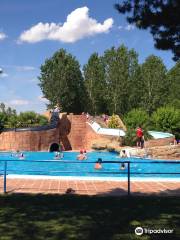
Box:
[0,0,175,113]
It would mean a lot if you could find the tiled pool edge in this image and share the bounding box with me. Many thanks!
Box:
[5,174,180,182]
[1,177,180,196]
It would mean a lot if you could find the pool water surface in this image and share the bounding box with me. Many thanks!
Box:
[0,151,180,179]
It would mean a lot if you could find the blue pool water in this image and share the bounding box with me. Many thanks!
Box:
[0,151,180,179]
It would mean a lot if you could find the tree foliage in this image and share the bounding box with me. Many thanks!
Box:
[140,55,168,114]
[167,61,180,109]
[39,49,85,113]
[17,111,48,128]
[124,108,149,129]
[0,103,48,128]
[103,45,139,115]
[152,106,180,133]
[83,53,107,114]
[115,0,180,61]
[108,114,124,129]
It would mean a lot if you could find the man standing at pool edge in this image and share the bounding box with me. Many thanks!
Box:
[136,126,144,149]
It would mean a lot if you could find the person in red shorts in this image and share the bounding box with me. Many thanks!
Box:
[136,126,144,148]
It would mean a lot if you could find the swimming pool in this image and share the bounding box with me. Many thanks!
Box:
[0,151,180,179]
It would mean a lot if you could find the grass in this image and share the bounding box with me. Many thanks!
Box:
[0,194,180,240]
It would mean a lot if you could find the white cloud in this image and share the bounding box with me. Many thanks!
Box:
[29,78,38,83]
[38,95,49,103]
[125,24,135,31]
[0,73,8,78]
[9,99,30,106]
[0,32,7,40]
[118,25,123,30]
[2,65,36,71]
[15,66,36,71]
[19,6,113,43]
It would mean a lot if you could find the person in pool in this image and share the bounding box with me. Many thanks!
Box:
[77,150,87,160]
[120,162,126,170]
[83,149,88,159]
[94,158,103,170]
[19,152,25,160]
[54,152,61,159]
[120,150,128,158]
[120,150,127,170]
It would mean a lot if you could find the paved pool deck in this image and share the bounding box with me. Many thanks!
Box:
[1,177,180,196]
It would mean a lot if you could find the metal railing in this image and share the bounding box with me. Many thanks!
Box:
[0,159,180,195]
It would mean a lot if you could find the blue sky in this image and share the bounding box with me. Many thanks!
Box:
[0,0,175,113]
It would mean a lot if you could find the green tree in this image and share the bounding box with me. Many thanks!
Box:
[167,61,180,109]
[0,112,7,130]
[6,115,18,128]
[124,108,149,129]
[17,111,48,127]
[0,103,6,113]
[39,49,85,113]
[123,108,151,146]
[103,45,139,115]
[140,55,168,114]
[83,53,107,114]
[115,0,180,61]
[152,106,180,133]
[126,50,142,110]
[108,114,125,129]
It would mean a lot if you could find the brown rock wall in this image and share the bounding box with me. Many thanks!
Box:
[145,137,174,148]
[0,128,59,151]
[0,114,176,152]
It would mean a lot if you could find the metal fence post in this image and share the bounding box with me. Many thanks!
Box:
[4,161,7,194]
[127,161,130,196]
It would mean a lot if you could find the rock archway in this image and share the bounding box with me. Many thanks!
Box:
[49,143,60,152]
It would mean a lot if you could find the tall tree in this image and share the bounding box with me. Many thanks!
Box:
[0,103,5,113]
[140,55,168,114]
[126,49,142,110]
[167,61,180,108]
[115,0,180,61]
[39,49,85,113]
[103,46,129,115]
[83,53,107,114]
[103,45,140,115]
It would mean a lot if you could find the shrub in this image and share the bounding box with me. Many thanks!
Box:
[124,108,149,129]
[108,114,125,129]
[123,108,152,146]
[0,112,7,130]
[5,115,18,128]
[152,106,180,141]
[37,115,49,126]
[17,111,48,127]
[151,106,180,133]
[123,128,137,146]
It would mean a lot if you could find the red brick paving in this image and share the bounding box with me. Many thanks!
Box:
[1,177,180,196]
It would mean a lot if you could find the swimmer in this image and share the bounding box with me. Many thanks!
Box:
[19,152,25,160]
[94,158,102,170]
[54,152,61,159]
[77,150,87,160]
[120,162,126,170]
[83,149,88,159]
[120,150,128,158]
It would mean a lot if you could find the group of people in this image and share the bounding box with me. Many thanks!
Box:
[94,149,130,170]
[11,150,25,159]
